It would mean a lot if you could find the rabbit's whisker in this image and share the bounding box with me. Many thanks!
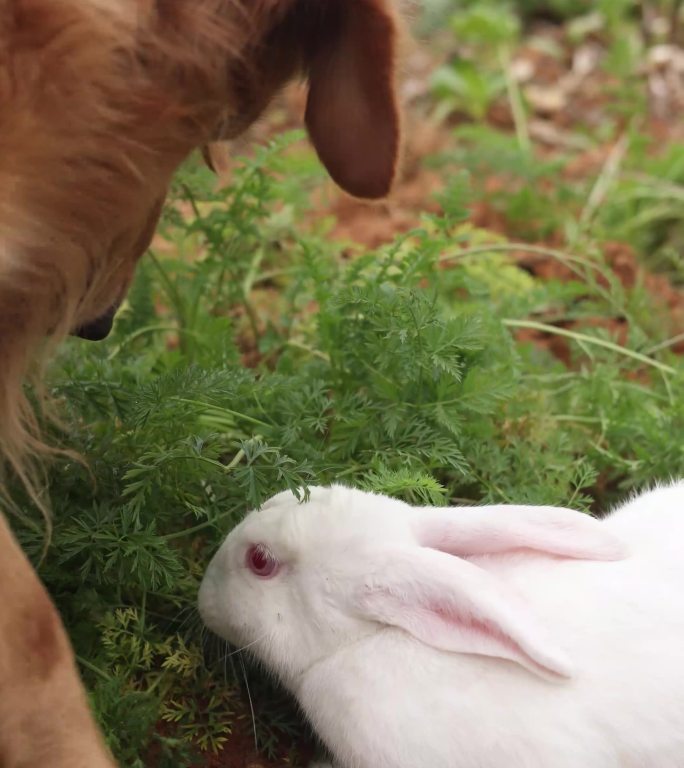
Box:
[216,632,270,660]
[239,653,259,752]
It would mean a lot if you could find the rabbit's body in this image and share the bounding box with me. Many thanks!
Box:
[303,489,684,767]
[200,481,684,768]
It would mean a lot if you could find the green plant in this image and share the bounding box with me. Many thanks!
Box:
[596,138,684,283]
[434,126,579,240]
[431,3,522,125]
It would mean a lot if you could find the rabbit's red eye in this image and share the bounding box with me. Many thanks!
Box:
[246,544,279,578]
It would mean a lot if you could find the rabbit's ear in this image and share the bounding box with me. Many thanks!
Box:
[303,0,401,199]
[413,505,626,561]
[355,547,572,681]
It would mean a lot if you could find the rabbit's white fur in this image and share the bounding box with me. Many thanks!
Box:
[199,481,684,768]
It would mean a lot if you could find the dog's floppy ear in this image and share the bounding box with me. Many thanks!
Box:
[303,0,401,199]
[204,0,402,199]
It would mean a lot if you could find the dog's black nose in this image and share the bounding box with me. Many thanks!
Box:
[72,304,118,341]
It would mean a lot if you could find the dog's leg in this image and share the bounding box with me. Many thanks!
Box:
[0,514,115,767]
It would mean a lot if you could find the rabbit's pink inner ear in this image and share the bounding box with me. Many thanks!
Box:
[304,0,400,199]
[364,590,570,681]
[414,506,627,561]
[423,601,571,681]
[357,549,573,681]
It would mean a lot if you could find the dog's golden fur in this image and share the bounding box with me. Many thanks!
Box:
[0,1,402,764]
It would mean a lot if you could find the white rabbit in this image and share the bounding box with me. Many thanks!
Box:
[199,481,684,768]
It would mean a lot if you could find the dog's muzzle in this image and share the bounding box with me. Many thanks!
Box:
[72,303,119,341]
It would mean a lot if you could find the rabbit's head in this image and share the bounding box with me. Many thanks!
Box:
[199,486,626,687]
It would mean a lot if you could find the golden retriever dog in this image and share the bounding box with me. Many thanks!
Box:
[0,1,402,764]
